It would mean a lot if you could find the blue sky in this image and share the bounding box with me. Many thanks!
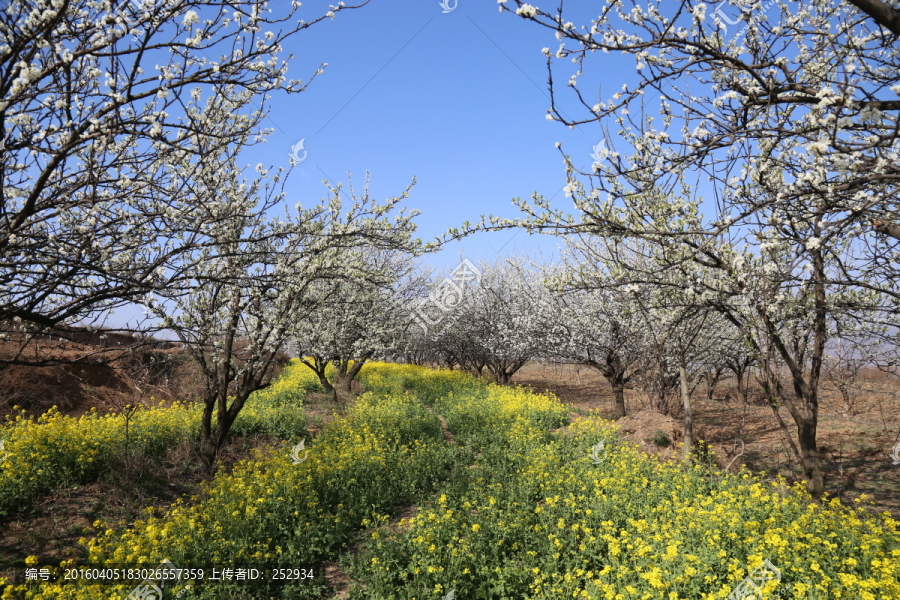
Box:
[239,0,630,272]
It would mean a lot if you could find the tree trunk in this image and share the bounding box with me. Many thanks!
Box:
[764,389,803,465]
[678,363,694,461]
[312,368,336,401]
[653,388,665,414]
[297,358,337,401]
[651,358,680,416]
[705,367,724,401]
[757,343,825,501]
[339,372,353,393]
[734,365,749,406]
[593,355,630,419]
[836,383,853,416]
[336,356,368,392]
[198,390,245,469]
[490,358,528,385]
[611,378,627,419]
[333,370,350,393]
[719,262,827,501]
[796,411,825,500]
[198,430,224,469]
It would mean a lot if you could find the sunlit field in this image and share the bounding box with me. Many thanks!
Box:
[2,363,898,599]
[3,0,900,598]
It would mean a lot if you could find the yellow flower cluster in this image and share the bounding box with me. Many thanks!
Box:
[0,402,195,517]
[250,358,325,404]
[359,362,485,404]
[2,365,463,599]
[351,367,900,600]
[0,361,315,518]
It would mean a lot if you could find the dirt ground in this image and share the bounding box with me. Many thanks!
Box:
[0,339,191,420]
[511,362,900,517]
[0,337,292,421]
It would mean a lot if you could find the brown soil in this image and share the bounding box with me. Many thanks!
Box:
[513,362,617,411]
[426,405,456,445]
[300,379,364,435]
[0,337,290,421]
[322,560,351,599]
[0,339,190,419]
[512,362,900,517]
[614,409,686,460]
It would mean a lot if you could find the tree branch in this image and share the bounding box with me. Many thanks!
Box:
[873,219,900,241]
[845,0,900,35]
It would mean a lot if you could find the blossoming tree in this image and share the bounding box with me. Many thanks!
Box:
[455,256,557,384]
[289,243,422,399]
[448,0,900,499]
[143,163,421,467]
[544,264,647,419]
[0,0,367,365]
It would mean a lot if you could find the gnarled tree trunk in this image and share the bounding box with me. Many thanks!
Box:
[298,356,337,401]
[334,354,371,392]
[678,362,694,462]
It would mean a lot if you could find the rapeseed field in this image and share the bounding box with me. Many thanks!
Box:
[2,362,898,599]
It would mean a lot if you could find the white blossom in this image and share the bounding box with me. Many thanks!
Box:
[692,3,707,21]
[182,10,199,26]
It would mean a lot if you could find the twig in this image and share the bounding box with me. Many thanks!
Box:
[725,439,745,472]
